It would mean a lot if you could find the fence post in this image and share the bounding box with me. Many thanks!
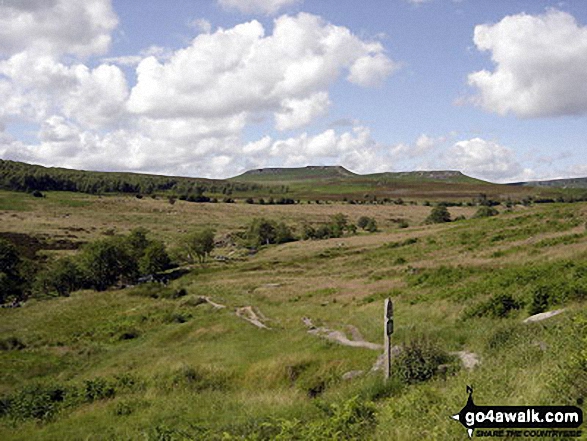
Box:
[384,298,394,381]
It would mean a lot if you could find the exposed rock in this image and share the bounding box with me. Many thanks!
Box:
[450,350,480,370]
[342,370,365,381]
[523,309,565,323]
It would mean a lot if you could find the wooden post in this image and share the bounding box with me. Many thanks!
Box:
[384,298,394,381]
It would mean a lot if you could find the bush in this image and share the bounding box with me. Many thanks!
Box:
[0,238,26,303]
[464,293,523,319]
[473,206,499,218]
[393,337,449,384]
[2,383,69,421]
[84,377,115,402]
[246,218,296,246]
[185,229,215,263]
[424,205,451,224]
[529,286,551,315]
[0,336,26,351]
[358,216,378,232]
[139,241,171,274]
[79,237,137,290]
[36,256,83,297]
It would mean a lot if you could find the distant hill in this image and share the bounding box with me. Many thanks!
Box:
[0,159,270,196]
[1,159,576,202]
[231,166,484,184]
[362,170,487,185]
[510,177,587,189]
[230,165,357,182]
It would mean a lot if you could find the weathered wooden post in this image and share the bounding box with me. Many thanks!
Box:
[384,298,394,381]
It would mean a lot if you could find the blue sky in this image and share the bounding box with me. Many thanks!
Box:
[0,0,586,182]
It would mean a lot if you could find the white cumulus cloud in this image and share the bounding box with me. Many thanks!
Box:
[218,0,301,15]
[127,13,397,131]
[444,138,531,182]
[469,9,587,117]
[275,92,330,131]
[0,0,118,57]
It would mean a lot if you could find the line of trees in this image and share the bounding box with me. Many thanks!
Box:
[0,159,276,196]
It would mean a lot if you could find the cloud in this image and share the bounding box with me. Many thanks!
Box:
[0,3,400,179]
[0,0,118,57]
[348,53,398,87]
[127,13,397,131]
[189,18,213,34]
[444,138,531,182]
[218,0,301,15]
[240,125,391,174]
[468,9,587,117]
[275,92,330,131]
[0,52,129,129]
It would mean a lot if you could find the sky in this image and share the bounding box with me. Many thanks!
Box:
[0,0,586,183]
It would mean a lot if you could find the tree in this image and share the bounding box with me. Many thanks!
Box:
[79,237,137,291]
[274,222,295,244]
[473,206,499,218]
[185,229,215,263]
[425,205,451,224]
[36,257,82,297]
[247,218,276,246]
[139,241,171,274]
[0,239,25,303]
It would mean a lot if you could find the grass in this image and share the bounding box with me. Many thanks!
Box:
[0,192,586,439]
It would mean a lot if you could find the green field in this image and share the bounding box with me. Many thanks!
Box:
[0,187,586,440]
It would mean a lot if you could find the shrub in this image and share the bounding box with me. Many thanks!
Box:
[529,286,551,315]
[185,229,215,263]
[84,377,115,402]
[357,216,370,229]
[0,336,26,351]
[139,241,171,274]
[358,216,377,232]
[393,337,449,384]
[473,206,499,218]
[79,237,137,290]
[0,238,25,303]
[274,221,295,244]
[3,383,69,421]
[36,256,83,297]
[424,205,451,224]
[464,293,523,319]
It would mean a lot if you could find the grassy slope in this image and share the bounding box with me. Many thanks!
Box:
[0,192,586,440]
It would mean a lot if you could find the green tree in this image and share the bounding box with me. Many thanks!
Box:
[139,241,171,274]
[425,205,451,224]
[36,257,82,297]
[185,229,215,263]
[274,222,295,244]
[79,238,137,291]
[247,218,276,246]
[0,239,25,303]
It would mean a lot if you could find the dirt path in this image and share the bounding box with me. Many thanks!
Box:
[236,306,270,329]
[200,296,226,309]
[302,317,383,350]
